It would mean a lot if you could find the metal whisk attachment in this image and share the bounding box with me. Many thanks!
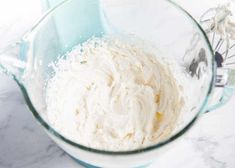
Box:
[200,3,235,68]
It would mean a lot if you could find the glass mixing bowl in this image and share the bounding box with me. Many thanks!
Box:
[0,0,234,167]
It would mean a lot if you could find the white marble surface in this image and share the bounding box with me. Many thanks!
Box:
[0,0,235,168]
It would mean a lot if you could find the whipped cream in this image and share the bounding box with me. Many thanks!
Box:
[46,36,184,151]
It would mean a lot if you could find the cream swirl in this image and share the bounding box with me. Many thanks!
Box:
[46,36,184,151]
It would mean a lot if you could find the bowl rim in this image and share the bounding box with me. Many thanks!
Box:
[16,0,215,155]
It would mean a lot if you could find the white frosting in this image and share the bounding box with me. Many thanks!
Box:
[46,36,184,151]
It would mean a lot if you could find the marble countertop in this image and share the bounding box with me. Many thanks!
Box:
[0,0,235,168]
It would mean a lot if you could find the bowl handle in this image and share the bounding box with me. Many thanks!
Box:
[205,67,235,112]
[0,42,26,80]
